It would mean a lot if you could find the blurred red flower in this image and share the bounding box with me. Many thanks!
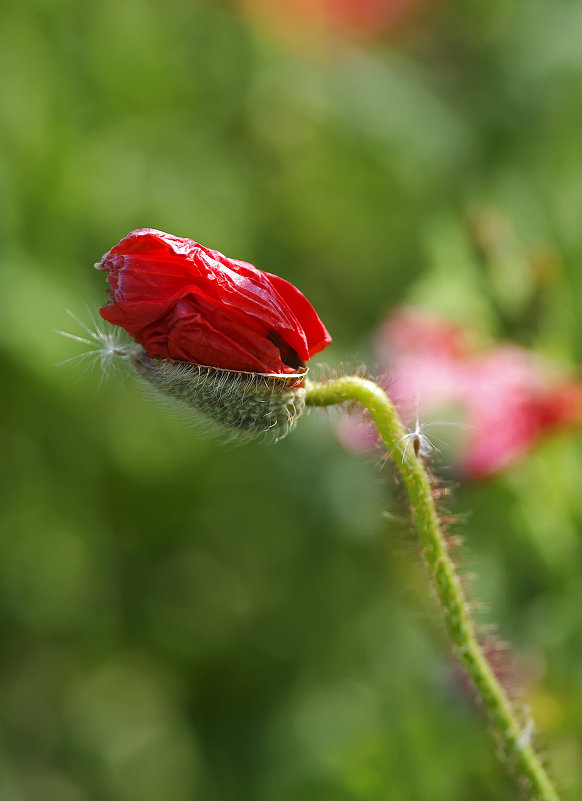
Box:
[346,309,582,478]
[236,0,427,42]
[96,229,331,375]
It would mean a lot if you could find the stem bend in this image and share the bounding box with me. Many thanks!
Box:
[305,375,560,801]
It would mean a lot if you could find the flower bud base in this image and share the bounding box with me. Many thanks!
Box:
[131,348,306,441]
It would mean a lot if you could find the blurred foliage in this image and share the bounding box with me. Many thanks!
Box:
[1,0,582,798]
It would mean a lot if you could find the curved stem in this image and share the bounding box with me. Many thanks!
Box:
[304,375,560,801]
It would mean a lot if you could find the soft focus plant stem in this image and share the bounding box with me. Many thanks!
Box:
[304,375,560,801]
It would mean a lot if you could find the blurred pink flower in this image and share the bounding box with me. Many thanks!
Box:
[345,309,582,479]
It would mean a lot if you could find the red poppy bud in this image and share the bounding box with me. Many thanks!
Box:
[96,229,332,439]
[96,228,331,375]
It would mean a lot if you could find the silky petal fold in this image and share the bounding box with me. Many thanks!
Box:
[96,228,331,374]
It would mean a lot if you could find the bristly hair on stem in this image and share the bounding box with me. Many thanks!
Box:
[304,373,561,801]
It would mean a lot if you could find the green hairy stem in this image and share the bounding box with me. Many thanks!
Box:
[304,375,560,801]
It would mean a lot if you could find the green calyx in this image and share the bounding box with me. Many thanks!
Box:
[130,348,307,442]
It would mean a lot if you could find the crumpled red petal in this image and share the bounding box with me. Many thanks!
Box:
[96,228,332,374]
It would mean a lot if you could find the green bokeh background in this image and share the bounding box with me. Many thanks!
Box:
[2,1,582,799]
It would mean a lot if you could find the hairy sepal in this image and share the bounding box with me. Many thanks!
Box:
[130,348,306,442]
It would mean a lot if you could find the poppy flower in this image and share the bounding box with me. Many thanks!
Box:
[96,228,332,375]
[340,308,582,478]
[383,309,582,477]
[236,0,429,43]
